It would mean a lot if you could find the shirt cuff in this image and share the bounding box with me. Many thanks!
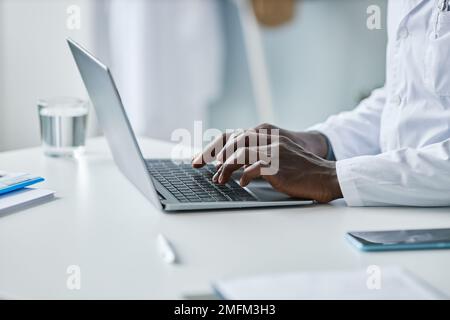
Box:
[336,159,365,207]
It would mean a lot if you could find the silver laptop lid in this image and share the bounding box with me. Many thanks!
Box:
[67,38,162,209]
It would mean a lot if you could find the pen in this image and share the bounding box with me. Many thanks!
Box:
[157,233,177,264]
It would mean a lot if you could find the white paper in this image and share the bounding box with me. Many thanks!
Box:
[0,172,34,188]
[0,188,54,212]
[213,267,447,300]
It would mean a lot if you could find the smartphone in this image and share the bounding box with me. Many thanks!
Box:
[346,228,450,252]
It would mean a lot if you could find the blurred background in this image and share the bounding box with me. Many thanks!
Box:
[0,0,387,152]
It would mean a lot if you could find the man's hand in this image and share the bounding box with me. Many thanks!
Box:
[251,123,329,159]
[191,124,342,203]
[192,123,329,167]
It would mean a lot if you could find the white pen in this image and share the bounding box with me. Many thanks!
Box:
[157,233,177,264]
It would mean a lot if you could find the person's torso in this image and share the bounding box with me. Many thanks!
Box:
[381,0,450,151]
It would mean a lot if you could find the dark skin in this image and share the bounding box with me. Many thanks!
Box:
[192,123,343,203]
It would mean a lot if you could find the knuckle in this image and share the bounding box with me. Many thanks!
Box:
[258,122,273,129]
[230,131,242,142]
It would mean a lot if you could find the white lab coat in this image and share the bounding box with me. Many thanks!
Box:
[310,0,450,206]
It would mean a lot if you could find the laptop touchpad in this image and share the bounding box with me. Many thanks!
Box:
[231,171,295,202]
[245,180,294,201]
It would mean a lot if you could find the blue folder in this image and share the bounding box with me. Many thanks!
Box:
[0,173,45,196]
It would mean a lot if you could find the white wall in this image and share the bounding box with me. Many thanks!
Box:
[210,0,387,131]
[0,0,95,151]
[0,0,388,151]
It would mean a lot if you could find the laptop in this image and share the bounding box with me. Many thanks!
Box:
[67,38,313,211]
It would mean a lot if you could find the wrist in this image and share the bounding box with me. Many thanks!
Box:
[327,162,343,201]
[299,131,329,158]
[305,131,328,159]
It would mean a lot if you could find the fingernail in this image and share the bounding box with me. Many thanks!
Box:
[212,172,219,182]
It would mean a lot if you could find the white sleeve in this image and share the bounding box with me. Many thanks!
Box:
[309,87,386,160]
[336,139,450,207]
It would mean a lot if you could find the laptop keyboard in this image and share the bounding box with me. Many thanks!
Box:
[145,159,257,203]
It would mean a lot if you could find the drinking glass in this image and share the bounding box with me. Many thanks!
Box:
[38,97,89,157]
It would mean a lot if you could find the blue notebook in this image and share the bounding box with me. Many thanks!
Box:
[0,172,45,196]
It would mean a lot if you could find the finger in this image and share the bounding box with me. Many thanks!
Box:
[253,124,283,148]
[216,130,273,164]
[218,147,263,184]
[217,148,249,184]
[214,130,243,163]
[217,164,242,184]
[254,123,279,135]
[239,160,270,187]
[192,132,230,167]
[212,166,222,183]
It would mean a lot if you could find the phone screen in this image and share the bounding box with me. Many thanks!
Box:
[347,228,450,248]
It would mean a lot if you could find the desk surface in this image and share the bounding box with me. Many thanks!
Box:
[1,137,450,299]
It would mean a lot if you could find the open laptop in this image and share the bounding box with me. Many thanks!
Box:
[67,38,313,211]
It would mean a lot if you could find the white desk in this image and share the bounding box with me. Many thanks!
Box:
[1,137,450,299]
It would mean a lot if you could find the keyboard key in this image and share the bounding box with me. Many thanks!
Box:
[146,160,256,203]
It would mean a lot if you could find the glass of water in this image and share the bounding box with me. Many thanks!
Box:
[38,97,89,157]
